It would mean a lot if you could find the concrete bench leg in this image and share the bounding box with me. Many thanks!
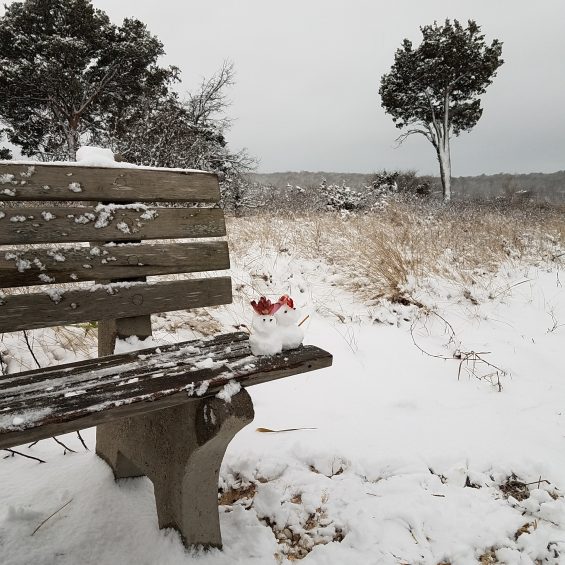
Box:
[96,388,254,548]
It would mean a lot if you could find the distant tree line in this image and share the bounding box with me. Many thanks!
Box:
[247,170,565,212]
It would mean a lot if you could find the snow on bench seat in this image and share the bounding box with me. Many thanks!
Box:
[0,332,332,449]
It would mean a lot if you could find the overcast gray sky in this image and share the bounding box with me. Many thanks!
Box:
[6,0,565,175]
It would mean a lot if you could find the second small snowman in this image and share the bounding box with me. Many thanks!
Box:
[249,297,283,356]
[275,294,304,350]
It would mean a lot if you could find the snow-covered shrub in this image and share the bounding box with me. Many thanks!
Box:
[371,170,433,198]
[321,179,365,212]
[220,177,265,214]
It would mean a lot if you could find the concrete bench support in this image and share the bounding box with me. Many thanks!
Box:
[96,388,254,547]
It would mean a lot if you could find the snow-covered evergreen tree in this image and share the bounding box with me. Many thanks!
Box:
[0,0,177,160]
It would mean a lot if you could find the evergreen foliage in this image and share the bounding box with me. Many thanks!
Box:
[0,0,253,208]
[0,0,176,160]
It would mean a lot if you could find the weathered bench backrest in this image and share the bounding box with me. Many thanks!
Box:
[0,162,231,345]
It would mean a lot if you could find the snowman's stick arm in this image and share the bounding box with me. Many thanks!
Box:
[298,315,310,327]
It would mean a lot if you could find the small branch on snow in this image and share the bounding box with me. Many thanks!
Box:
[523,476,550,488]
[22,330,41,369]
[3,448,46,464]
[76,431,89,451]
[52,436,76,454]
[31,499,73,536]
[488,279,532,300]
[410,310,506,391]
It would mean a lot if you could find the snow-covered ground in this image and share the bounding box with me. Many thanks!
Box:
[1,232,564,564]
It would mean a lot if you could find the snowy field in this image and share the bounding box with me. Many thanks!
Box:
[1,207,565,565]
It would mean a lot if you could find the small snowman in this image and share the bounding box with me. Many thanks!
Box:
[249,297,283,356]
[274,294,304,350]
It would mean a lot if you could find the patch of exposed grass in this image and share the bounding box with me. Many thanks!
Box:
[227,199,565,305]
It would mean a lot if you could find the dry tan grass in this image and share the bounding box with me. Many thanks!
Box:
[2,199,563,368]
[227,199,565,304]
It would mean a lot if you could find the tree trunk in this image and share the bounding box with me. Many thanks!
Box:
[65,129,78,161]
[436,138,452,203]
[65,114,80,161]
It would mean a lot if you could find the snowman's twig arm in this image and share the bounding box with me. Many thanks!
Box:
[298,315,310,327]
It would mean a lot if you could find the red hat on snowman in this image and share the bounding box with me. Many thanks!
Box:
[251,296,281,315]
[277,294,295,309]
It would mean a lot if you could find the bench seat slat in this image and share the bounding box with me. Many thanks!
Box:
[0,277,232,333]
[0,332,333,449]
[0,335,251,397]
[0,206,225,245]
[0,242,230,288]
[0,164,220,202]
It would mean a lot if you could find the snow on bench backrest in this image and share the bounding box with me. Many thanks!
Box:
[0,157,231,334]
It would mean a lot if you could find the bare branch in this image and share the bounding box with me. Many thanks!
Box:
[76,430,89,450]
[188,60,234,126]
[395,128,433,146]
[76,64,120,115]
[3,448,46,463]
[22,330,41,369]
[52,436,76,454]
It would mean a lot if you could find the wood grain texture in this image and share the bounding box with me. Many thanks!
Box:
[0,206,225,244]
[0,242,230,288]
[0,333,333,449]
[0,277,232,333]
[0,163,220,202]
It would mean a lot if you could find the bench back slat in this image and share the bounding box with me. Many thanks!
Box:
[0,206,226,245]
[0,161,232,338]
[0,164,220,202]
[0,277,232,332]
[0,241,230,288]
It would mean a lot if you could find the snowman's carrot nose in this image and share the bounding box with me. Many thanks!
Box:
[298,315,310,327]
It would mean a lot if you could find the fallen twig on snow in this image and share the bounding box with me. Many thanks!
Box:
[22,329,41,369]
[410,310,507,391]
[3,448,46,464]
[76,430,89,450]
[488,278,532,300]
[52,437,76,454]
[31,498,73,536]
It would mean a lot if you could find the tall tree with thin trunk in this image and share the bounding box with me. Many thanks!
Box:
[0,0,176,161]
[379,19,503,202]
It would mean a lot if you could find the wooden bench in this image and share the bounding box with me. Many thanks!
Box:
[0,160,332,548]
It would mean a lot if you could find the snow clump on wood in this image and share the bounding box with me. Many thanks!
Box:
[216,380,241,402]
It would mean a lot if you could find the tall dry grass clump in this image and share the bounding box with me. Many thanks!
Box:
[227,199,565,304]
